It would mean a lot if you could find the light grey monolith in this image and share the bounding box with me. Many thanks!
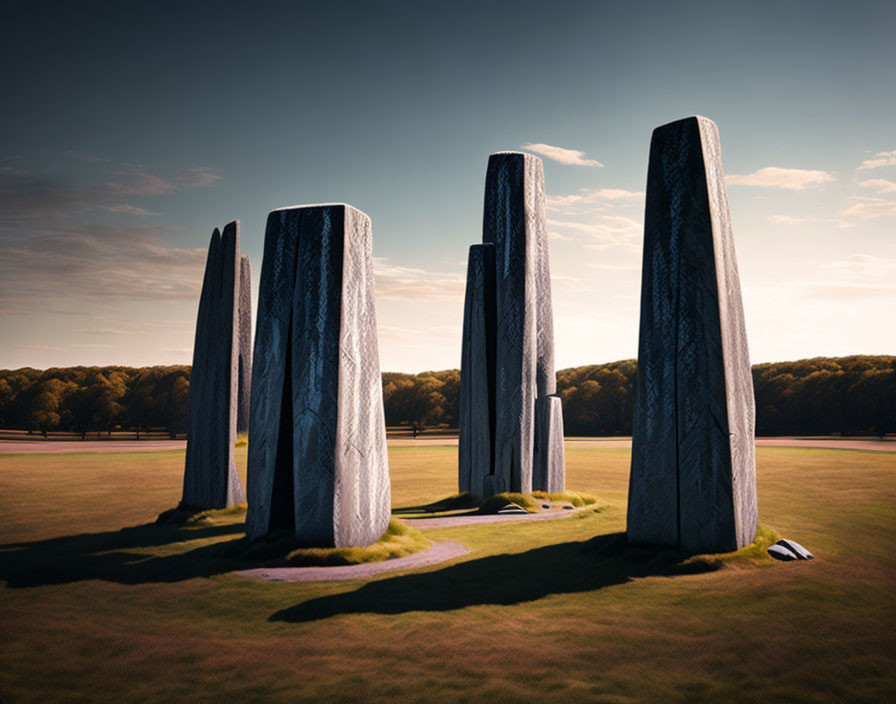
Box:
[236,254,252,435]
[534,395,565,494]
[182,221,247,509]
[245,204,390,547]
[458,151,565,498]
[627,116,757,553]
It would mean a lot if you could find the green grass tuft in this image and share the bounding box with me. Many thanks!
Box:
[286,518,431,566]
[531,490,597,507]
[680,524,781,570]
[478,492,538,514]
[155,503,247,526]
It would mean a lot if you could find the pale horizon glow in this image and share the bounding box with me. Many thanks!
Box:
[1,1,894,373]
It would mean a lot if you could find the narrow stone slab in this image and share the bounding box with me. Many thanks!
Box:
[628,116,757,553]
[246,204,390,547]
[777,539,813,560]
[458,243,497,499]
[236,254,252,435]
[182,221,246,509]
[533,395,565,493]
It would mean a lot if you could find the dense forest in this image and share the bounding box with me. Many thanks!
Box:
[1,356,893,438]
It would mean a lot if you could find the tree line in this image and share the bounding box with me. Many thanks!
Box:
[1,355,893,438]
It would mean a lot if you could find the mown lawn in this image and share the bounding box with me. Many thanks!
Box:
[1,443,894,703]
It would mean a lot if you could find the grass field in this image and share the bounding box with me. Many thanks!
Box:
[1,442,894,703]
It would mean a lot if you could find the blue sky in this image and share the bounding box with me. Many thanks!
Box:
[1,0,894,372]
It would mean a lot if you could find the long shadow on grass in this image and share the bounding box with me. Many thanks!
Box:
[270,532,719,623]
[0,520,250,588]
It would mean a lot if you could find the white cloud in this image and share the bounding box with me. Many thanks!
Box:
[822,254,896,279]
[858,178,896,194]
[767,214,816,224]
[101,204,162,216]
[726,167,836,190]
[840,197,896,219]
[856,150,896,171]
[373,258,466,302]
[520,143,603,167]
[583,188,644,200]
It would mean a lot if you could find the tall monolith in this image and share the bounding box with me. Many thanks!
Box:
[182,220,248,509]
[236,254,252,434]
[458,243,497,498]
[628,116,757,553]
[459,151,565,498]
[245,204,390,547]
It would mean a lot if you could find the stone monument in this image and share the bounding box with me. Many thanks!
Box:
[627,116,757,553]
[236,254,252,434]
[245,204,390,547]
[459,151,565,498]
[182,220,248,509]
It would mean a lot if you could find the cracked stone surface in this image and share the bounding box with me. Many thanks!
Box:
[245,204,390,547]
[182,221,247,509]
[628,116,757,553]
[459,152,565,497]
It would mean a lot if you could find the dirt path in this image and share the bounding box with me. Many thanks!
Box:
[0,440,187,454]
[2,436,892,455]
[237,540,469,583]
[404,505,589,529]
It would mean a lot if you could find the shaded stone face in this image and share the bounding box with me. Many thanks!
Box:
[236,254,252,435]
[627,116,757,553]
[458,151,564,498]
[458,243,497,499]
[182,221,247,509]
[246,204,390,548]
[533,395,565,494]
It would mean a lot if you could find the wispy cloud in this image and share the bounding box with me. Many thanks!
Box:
[858,178,896,194]
[101,204,162,216]
[822,254,896,279]
[767,214,816,224]
[726,167,836,190]
[0,223,206,309]
[840,197,896,219]
[374,259,466,302]
[520,143,603,167]
[856,149,896,171]
[545,188,643,212]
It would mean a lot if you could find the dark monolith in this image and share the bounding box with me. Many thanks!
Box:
[245,204,390,547]
[458,243,497,498]
[182,221,247,509]
[627,116,757,553]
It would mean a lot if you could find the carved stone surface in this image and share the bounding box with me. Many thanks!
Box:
[458,244,497,499]
[533,395,565,493]
[236,254,252,435]
[182,221,246,509]
[627,116,757,553]
[459,152,565,497]
[246,204,390,547]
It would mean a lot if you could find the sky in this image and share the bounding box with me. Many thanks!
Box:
[1,0,894,373]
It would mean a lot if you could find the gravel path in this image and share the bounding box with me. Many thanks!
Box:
[404,505,589,529]
[237,540,469,583]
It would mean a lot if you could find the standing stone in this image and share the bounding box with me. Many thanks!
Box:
[458,151,565,498]
[627,116,757,553]
[236,255,252,434]
[246,204,390,547]
[533,395,565,494]
[182,221,247,509]
[458,243,497,498]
